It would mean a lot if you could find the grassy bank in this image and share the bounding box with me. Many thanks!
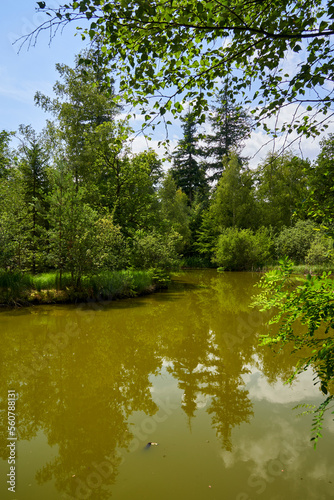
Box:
[0,269,169,306]
[261,262,334,276]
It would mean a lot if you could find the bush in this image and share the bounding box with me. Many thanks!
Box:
[305,233,334,265]
[275,220,317,263]
[213,226,274,270]
[0,270,33,304]
[94,217,130,270]
[130,230,181,269]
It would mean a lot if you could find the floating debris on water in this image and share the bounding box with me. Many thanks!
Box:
[145,442,159,449]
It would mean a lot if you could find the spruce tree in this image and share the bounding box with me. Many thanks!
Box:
[171,111,208,203]
[17,125,49,274]
[205,87,252,182]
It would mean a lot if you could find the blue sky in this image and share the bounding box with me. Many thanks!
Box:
[0,1,178,158]
[0,0,87,135]
[1,1,332,166]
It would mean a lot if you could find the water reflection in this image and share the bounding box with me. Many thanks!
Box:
[0,270,331,500]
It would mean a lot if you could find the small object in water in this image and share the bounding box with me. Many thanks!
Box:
[145,442,159,448]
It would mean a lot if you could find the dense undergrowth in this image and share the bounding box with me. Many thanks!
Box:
[0,268,169,306]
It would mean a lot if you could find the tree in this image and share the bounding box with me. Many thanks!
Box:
[47,161,98,287]
[32,1,334,140]
[158,173,191,250]
[275,219,319,263]
[171,110,208,202]
[35,49,120,187]
[0,171,30,271]
[255,152,310,230]
[213,226,274,270]
[208,153,257,230]
[204,87,252,182]
[16,125,50,274]
[306,134,334,233]
[84,120,162,232]
[0,130,14,179]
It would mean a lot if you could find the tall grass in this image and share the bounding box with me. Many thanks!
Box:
[268,263,334,275]
[0,269,158,305]
[0,271,33,304]
[32,272,73,291]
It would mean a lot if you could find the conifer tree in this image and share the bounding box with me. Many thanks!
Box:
[205,88,252,182]
[171,111,208,203]
[17,125,49,273]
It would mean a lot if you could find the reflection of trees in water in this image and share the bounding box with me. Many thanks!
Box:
[202,338,253,451]
[167,328,254,451]
[0,271,310,496]
[164,273,257,450]
[0,306,164,498]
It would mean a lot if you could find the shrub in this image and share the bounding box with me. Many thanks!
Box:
[0,270,33,304]
[130,230,181,269]
[94,217,130,270]
[305,233,334,265]
[213,226,274,270]
[275,220,317,263]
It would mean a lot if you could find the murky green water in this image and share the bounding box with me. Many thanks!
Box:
[0,270,333,500]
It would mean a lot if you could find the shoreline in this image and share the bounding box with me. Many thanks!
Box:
[0,269,170,309]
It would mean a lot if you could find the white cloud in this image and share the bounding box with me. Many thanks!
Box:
[243,100,334,168]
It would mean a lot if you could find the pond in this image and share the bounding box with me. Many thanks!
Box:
[0,269,333,500]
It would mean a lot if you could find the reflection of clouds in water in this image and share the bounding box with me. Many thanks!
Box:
[220,417,304,477]
[308,460,334,481]
[243,368,322,404]
[181,392,209,410]
[220,417,333,499]
[162,359,174,368]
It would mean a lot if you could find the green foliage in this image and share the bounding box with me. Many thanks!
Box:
[0,130,14,178]
[130,230,181,270]
[35,1,334,138]
[255,152,310,230]
[204,87,252,181]
[306,134,334,234]
[195,206,221,259]
[93,216,130,271]
[46,164,99,286]
[181,255,214,268]
[210,153,257,230]
[214,226,274,271]
[0,270,33,304]
[16,125,50,273]
[0,269,156,303]
[32,272,72,291]
[275,220,318,263]
[150,268,171,288]
[0,172,30,271]
[253,257,334,446]
[158,173,191,249]
[171,110,208,202]
[35,50,120,185]
[305,233,334,266]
